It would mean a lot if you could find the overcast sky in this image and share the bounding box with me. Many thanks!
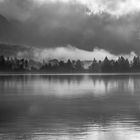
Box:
[0,0,140,60]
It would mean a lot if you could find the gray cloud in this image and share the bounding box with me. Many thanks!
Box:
[0,0,140,55]
[0,0,35,21]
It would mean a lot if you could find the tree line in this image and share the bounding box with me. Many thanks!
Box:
[0,55,140,73]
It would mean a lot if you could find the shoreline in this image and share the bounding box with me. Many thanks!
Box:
[0,72,140,76]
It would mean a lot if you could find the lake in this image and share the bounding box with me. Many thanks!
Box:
[0,74,140,140]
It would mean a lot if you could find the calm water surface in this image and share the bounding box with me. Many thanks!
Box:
[0,74,140,140]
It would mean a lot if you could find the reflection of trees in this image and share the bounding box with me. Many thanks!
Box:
[39,75,84,84]
[89,75,136,94]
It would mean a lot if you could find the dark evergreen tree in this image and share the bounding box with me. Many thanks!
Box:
[102,57,112,72]
[89,58,99,72]
[75,60,83,72]
[132,56,140,72]
[118,57,130,72]
[0,55,5,70]
[66,59,74,72]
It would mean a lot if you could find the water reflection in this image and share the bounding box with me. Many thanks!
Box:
[0,75,138,97]
[0,75,140,139]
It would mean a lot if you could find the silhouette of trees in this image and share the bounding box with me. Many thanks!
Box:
[41,59,83,73]
[0,55,29,72]
[102,57,112,72]
[0,55,6,70]
[66,59,74,72]
[74,60,84,72]
[117,57,130,72]
[89,58,101,72]
[1,55,140,73]
[131,56,140,72]
[89,56,131,73]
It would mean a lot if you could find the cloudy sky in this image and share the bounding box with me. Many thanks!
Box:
[0,0,140,60]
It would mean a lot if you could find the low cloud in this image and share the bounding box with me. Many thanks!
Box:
[17,45,137,61]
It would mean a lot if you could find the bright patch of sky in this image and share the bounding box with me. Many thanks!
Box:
[33,0,140,17]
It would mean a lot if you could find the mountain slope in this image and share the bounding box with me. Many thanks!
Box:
[0,14,11,40]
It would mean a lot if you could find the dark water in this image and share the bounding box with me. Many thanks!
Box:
[0,74,140,140]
